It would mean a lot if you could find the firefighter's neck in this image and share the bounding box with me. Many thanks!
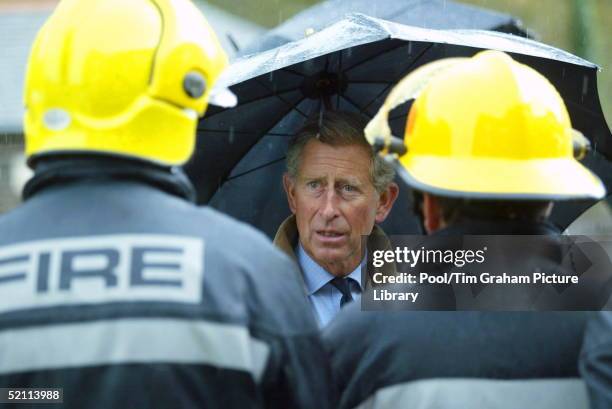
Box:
[422,193,447,235]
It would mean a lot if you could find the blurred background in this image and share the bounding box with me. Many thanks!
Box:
[0,0,610,231]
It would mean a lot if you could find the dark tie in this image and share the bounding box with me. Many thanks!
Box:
[330,277,354,307]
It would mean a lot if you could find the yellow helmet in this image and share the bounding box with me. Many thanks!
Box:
[366,50,605,200]
[24,0,236,167]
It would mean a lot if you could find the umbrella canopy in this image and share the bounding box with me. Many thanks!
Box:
[186,14,612,238]
[239,0,527,55]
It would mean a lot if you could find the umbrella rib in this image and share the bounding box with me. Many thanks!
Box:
[361,43,434,114]
[341,94,371,117]
[225,156,286,181]
[280,67,308,77]
[204,88,302,116]
[242,87,302,105]
[341,42,407,74]
[216,100,304,193]
[253,77,310,118]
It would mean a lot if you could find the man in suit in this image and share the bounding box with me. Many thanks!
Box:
[274,111,399,327]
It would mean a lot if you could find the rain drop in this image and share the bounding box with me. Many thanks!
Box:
[582,75,589,97]
[318,109,324,130]
[229,126,235,144]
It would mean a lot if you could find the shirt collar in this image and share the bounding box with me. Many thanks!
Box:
[297,243,363,295]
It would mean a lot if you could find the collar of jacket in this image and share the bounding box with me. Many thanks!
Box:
[273,215,397,284]
[22,156,196,203]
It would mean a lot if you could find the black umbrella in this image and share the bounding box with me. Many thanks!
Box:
[185,14,612,238]
[239,0,528,55]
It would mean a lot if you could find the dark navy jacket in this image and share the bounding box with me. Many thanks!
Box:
[323,220,592,409]
[0,159,333,409]
[580,312,612,409]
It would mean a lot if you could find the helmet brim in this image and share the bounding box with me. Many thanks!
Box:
[396,156,606,201]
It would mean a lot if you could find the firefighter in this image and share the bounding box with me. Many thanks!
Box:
[0,1,332,408]
[324,50,605,409]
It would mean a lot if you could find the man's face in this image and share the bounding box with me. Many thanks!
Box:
[284,140,396,277]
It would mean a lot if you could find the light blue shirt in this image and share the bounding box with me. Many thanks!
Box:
[297,244,363,328]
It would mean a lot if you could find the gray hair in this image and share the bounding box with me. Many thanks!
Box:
[286,111,395,193]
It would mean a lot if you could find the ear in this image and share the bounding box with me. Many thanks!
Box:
[283,173,297,214]
[422,193,443,234]
[374,182,399,223]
